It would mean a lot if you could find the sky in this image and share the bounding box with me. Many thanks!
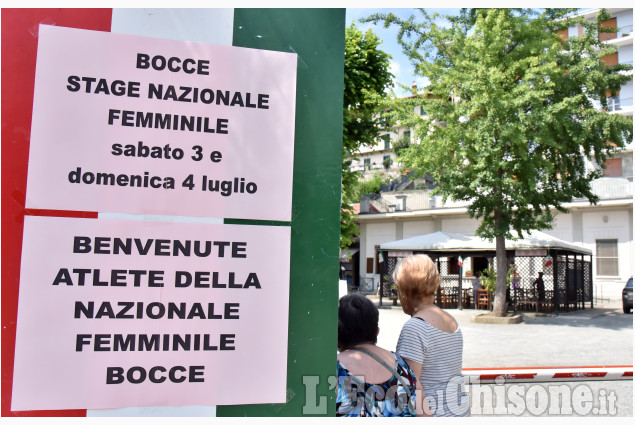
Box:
[345,8,460,95]
[344,5,605,95]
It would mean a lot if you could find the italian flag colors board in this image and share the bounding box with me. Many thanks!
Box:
[1,8,345,417]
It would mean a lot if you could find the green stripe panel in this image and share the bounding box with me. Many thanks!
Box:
[218,9,345,417]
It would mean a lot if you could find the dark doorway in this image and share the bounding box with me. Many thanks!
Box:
[472,257,489,275]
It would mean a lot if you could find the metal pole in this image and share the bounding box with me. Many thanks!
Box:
[553,253,559,313]
[379,250,384,308]
[458,253,463,310]
[576,253,581,310]
[590,254,594,309]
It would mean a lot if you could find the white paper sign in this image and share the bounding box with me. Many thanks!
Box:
[26,25,297,221]
[12,216,291,410]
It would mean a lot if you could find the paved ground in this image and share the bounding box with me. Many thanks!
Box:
[372,296,632,368]
[369,295,633,416]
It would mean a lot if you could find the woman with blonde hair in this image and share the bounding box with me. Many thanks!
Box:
[392,254,470,417]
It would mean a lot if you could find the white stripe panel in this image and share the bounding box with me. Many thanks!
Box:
[98,212,223,224]
[111,8,234,44]
[463,367,633,383]
[88,7,234,418]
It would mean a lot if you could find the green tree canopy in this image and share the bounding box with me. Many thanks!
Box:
[391,134,412,158]
[354,173,389,201]
[366,8,633,314]
[340,22,393,248]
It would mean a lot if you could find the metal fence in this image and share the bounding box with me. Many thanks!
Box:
[509,254,592,313]
[379,250,592,313]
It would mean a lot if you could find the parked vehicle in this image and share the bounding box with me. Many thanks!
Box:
[623,277,633,314]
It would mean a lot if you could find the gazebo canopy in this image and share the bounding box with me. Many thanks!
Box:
[380,230,591,255]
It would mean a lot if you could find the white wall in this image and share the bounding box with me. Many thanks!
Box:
[542,212,573,241]
[403,220,435,239]
[364,222,396,275]
[441,216,480,235]
[618,45,633,66]
[581,209,632,282]
[620,80,633,107]
[615,9,633,32]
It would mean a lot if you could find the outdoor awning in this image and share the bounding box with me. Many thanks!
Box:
[380,231,474,251]
[380,230,591,255]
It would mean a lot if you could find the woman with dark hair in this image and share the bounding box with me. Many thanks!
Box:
[392,254,470,417]
[336,294,418,417]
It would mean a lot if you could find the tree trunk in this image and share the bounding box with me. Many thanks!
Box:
[493,206,508,316]
[493,235,508,316]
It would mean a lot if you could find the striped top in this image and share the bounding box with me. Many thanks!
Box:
[396,317,470,417]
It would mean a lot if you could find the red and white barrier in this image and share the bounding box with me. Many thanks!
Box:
[463,365,633,383]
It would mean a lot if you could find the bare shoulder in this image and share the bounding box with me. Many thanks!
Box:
[417,307,458,333]
[337,345,396,384]
[339,345,395,365]
[337,350,359,365]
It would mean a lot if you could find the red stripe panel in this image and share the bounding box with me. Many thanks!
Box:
[23,209,99,219]
[552,372,608,379]
[622,371,633,377]
[463,365,633,371]
[479,373,537,381]
[1,8,111,417]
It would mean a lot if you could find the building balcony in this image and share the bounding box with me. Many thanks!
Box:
[604,26,633,47]
[359,177,631,215]
[583,177,633,200]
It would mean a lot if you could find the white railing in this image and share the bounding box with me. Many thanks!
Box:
[589,177,633,199]
[364,190,474,214]
[617,24,633,37]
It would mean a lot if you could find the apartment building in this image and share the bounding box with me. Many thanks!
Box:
[350,91,424,180]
